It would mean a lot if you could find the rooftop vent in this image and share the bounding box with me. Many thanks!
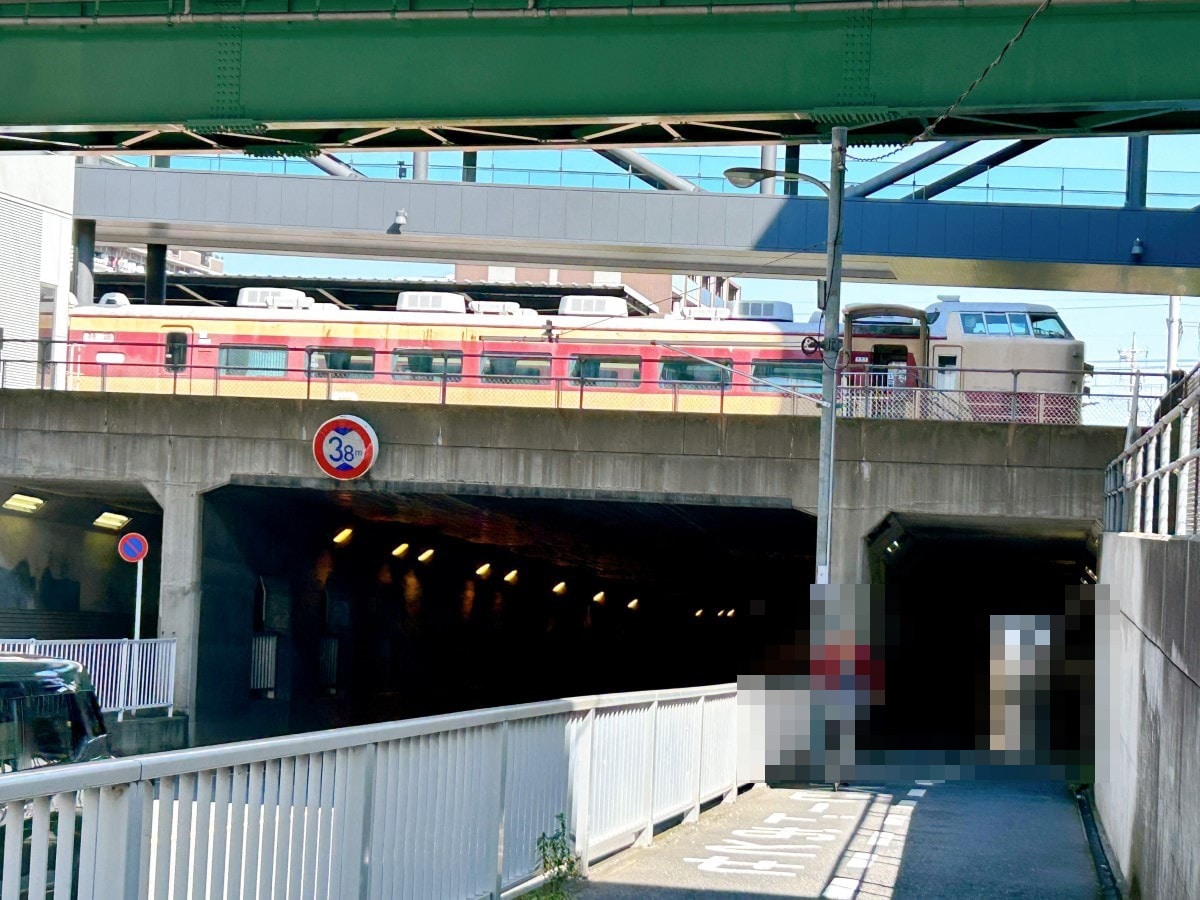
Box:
[558,295,628,317]
[679,306,732,320]
[397,291,469,314]
[468,300,521,316]
[730,300,794,322]
[237,287,314,309]
[97,292,130,307]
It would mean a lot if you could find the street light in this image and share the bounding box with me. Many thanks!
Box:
[723,128,847,585]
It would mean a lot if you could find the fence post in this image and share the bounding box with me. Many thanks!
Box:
[92,782,145,900]
[337,743,377,899]
[100,363,108,393]
[167,640,176,717]
[575,708,595,876]
[636,700,659,848]
[1010,371,1019,422]
[687,696,705,824]
[441,370,449,405]
[493,721,510,899]
[116,639,130,722]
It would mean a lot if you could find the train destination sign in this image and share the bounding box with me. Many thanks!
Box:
[314,414,379,480]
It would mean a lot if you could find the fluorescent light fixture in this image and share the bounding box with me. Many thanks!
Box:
[627,598,639,610]
[333,528,353,545]
[717,610,726,617]
[391,543,410,558]
[592,591,605,604]
[727,609,736,618]
[418,548,434,562]
[3,494,44,514]
[694,609,703,618]
[504,569,519,584]
[93,512,131,530]
[475,563,492,577]
[552,582,567,596]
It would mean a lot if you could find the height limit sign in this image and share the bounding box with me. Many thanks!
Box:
[314,414,379,481]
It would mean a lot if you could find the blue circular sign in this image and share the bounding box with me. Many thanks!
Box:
[118,532,149,563]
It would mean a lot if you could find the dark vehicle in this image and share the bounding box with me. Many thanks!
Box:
[0,655,114,898]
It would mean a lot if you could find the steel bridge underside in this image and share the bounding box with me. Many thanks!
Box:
[4,1,1200,153]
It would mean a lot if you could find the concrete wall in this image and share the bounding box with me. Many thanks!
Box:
[1096,532,1200,898]
[0,390,1124,742]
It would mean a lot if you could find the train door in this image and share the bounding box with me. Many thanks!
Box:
[934,347,961,392]
[869,345,909,387]
[160,326,193,395]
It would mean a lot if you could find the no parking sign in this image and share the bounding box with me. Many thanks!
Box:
[313,415,379,480]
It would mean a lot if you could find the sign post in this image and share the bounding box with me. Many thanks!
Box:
[117,532,150,639]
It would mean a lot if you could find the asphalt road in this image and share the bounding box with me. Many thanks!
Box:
[576,780,1099,899]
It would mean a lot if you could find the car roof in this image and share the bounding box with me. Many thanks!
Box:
[0,654,95,699]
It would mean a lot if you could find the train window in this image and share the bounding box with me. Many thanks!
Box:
[218,345,289,378]
[569,356,641,386]
[480,354,552,385]
[1007,314,1032,336]
[164,332,188,371]
[307,347,375,379]
[959,313,986,335]
[750,360,822,394]
[985,314,1010,335]
[1030,313,1070,339]
[659,358,732,390]
[392,350,463,382]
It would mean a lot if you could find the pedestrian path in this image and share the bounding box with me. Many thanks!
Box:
[577,780,1099,899]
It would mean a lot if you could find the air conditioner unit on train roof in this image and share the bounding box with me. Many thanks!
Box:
[679,306,731,320]
[730,300,794,322]
[397,291,469,314]
[558,295,628,317]
[468,300,521,316]
[237,287,313,309]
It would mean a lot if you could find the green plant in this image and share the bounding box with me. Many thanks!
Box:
[530,813,582,899]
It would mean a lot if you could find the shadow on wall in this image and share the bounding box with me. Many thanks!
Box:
[0,559,81,610]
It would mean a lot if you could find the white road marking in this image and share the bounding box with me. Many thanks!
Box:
[684,855,802,876]
[907,788,926,798]
[764,812,817,824]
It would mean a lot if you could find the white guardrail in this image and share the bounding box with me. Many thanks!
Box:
[0,639,175,718]
[0,683,737,899]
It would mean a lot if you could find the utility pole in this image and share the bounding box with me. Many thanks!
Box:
[1167,295,1182,374]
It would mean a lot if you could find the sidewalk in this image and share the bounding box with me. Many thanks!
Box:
[576,780,1099,899]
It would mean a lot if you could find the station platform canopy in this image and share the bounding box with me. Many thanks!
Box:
[91,273,660,316]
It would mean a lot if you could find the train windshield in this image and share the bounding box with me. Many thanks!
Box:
[1030,313,1071,339]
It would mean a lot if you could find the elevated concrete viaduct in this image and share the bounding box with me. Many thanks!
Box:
[0,391,1122,744]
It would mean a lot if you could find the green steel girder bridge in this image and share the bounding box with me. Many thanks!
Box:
[3,0,1200,154]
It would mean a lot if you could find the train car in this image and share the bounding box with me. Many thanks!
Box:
[62,289,1086,423]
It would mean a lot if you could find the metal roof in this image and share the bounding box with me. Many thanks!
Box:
[0,655,95,699]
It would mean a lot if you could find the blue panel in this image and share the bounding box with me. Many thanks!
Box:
[749,197,782,251]
[969,207,1003,258]
[1086,210,1119,263]
[856,199,890,255]
[942,205,975,258]
[1055,208,1091,263]
[773,198,811,254]
[913,203,947,257]
[1025,208,1062,263]
[887,203,918,255]
[999,207,1033,260]
[1113,211,1150,267]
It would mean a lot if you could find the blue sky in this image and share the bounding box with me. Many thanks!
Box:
[205,135,1200,374]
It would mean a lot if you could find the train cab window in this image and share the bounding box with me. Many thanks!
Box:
[959,312,985,335]
[164,332,188,371]
[218,345,289,378]
[1008,313,1032,336]
[569,355,641,386]
[480,354,552,385]
[985,314,1010,335]
[392,350,463,382]
[751,360,822,394]
[1030,313,1070,339]
[307,347,375,379]
[659,358,732,390]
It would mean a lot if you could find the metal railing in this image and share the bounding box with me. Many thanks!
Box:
[0,338,1159,428]
[1105,366,1200,534]
[0,683,737,899]
[250,635,277,697]
[0,638,175,718]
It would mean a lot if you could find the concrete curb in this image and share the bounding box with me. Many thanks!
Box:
[1076,786,1122,899]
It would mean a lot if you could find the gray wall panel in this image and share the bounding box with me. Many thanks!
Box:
[615,193,646,244]
[485,187,516,236]
[203,174,233,224]
[460,186,489,236]
[252,176,283,226]
[536,188,566,240]
[591,192,620,242]
[563,192,593,241]
[669,194,700,246]
[177,173,207,222]
[127,172,156,219]
[303,180,334,229]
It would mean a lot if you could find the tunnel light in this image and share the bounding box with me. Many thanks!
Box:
[418,548,435,563]
[727,609,736,618]
[332,528,353,545]
[592,591,605,604]
[552,582,567,596]
[694,609,703,618]
[717,610,726,617]
[476,563,492,578]
[627,598,640,610]
[504,569,519,585]
[92,512,131,530]
[391,543,410,558]
[3,494,44,514]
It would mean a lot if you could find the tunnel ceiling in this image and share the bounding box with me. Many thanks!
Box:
[0,479,161,528]
[217,485,811,585]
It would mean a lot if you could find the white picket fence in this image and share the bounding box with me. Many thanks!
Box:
[0,638,175,716]
[0,683,738,899]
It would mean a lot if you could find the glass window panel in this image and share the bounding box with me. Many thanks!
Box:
[985,314,1011,335]
[307,347,375,379]
[392,350,464,382]
[750,360,823,393]
[481,354,552,385]
[218,345,288,377]
[164,332,188,371]
[21,694,86,767]
[1007,314,1031,336]
[960,312,986,335]
[569,355,641,386]
[659,358,732,390]
[1030,314,1070,339]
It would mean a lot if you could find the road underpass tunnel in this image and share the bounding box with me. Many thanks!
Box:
[0,479,162,639]
[196,484,814,745]
[864,513,1100,779]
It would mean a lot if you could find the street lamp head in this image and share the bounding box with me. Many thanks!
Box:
[723,167,772,189]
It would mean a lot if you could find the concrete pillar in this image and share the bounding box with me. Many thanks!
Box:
[72,219,95,305]
[413,151,429,181]
[463,151,478,183]
[145,243,167,304]
[784,145,801,196]
[155,484,204,741]
[1125,134,1149,210]
[759,144,777,194]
